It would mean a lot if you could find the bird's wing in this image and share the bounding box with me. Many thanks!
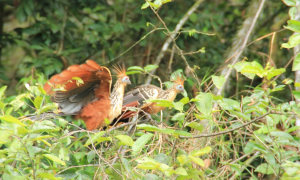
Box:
[123,84,161,107]
[44,60,112,114]
[119,84,161,119]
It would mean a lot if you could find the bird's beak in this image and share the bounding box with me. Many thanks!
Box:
[127,79,131,85]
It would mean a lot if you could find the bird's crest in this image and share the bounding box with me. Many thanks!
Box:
[172,74,185,85]
[112,64,127,78]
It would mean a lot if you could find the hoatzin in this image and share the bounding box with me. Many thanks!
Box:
[119,75,185,120]
[43,60,131,130]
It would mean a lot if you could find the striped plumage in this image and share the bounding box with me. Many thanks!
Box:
[44,60,130,130]
[120,76,184,119]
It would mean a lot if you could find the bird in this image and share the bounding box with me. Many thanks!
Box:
[43,60,131,130]
[118,75,185,120]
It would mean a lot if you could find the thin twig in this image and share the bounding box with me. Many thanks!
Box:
[180,112,270,139]
[145,0,204,84]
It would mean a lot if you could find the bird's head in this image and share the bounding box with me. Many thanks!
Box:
[113,64,131,85]
[172,75,185,93]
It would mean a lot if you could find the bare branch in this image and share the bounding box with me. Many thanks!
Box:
[180,112,270,139]
[215,0,266,96]
[145,0,204,84]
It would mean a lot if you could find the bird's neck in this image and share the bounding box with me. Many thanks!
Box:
[158,87,178,102]
[109,79,126,120]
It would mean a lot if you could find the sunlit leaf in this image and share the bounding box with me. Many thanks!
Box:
[292,53,300,71]
[171,112,185,122]
[186,122,204,132]
[255,163,275,175]
[0,115,25,126]
[191,147,212,157]
[84,131,112,146]
[194,93,213,116]
[174,167,188,176]
[212,75,225,89]
[132,133,153,155]
[144,64,158,72]
[188,155,204,167]
[115,135,134,146]
[43,154,66,166]
[285,20,300,33]
[282,0,296,6]
[0,86,7,101]
[282,33,300,48]
[127,66,144,72]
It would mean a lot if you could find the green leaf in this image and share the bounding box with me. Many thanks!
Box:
[293,91,300,99]
[270,131,294,141]
[255,163,275,175]
[84,131,112,146]
[38,172,61,180]
[292,53,300,71]
[115,135,134,146]
[282,0,296,6]
[72,77,84,86]
[132,133,153,155]
[282,33,300,48]
[218,98,240,111]
[177,154,189,165]
[266,68,285,80]
[33,96,43,110]
[126,71,143,75]
[188,155,204,167]
[141,2,150,9]
[171,130,192,137]
[0,115,25,126]
[171,112,185,122]
[0,86,7,101]
[186,122,204,132]
[127,66,144,71]
[173,101,184,112]
[150,99,174,108]
[31,120,59,133]
[137,157,173,176]
[144,64,158,72]
[241,61,264,78]
[43,154,66,166]
[191,147,212,157]
[289,7,297,19]
[174,167,188,176]
[137,124,161,132]
[38,103,58,114]
[179,97,190,104]
[285,20,300,33]
[233,61,260,79]
[212,75,225,89]
[194,93,213,116]
[230,111,251,121]
[244,142,267,154]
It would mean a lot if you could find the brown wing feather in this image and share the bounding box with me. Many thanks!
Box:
[44,60,112,115]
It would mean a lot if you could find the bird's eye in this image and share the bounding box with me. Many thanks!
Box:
[176,85,184,91]
[122,76,131,84]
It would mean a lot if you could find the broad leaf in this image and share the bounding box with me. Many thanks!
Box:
[115,135,134,146]
[132,133,153,155]
[0,115,25,126]
[43,154,66,166]
[212,75,225,89]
